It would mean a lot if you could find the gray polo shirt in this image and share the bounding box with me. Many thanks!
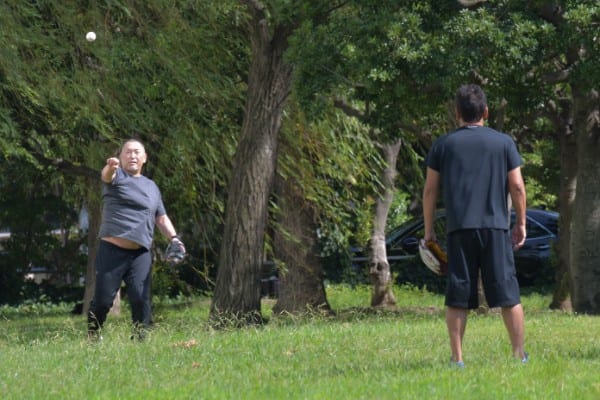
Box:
[99,168,166,249]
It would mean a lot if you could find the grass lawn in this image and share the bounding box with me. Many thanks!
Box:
[1,284,599,399]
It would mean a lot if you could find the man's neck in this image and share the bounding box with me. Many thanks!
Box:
[458,118,484,128]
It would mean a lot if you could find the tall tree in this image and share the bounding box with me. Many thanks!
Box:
[521,2,599,311]
[564,2,600,309]
[210,0,294,324]
[570,87,599,312]
[550,97,576,310]
[367,140,402,307]
[209,1,342,325]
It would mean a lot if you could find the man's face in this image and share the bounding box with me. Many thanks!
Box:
[119,140,147,176]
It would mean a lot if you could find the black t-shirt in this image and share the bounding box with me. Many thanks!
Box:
[426,126,523,233]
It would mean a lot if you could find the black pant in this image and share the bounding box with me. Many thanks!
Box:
[88,240,152,331]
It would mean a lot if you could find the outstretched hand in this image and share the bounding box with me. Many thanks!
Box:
[106,157,120,168]
[101,157,121,183]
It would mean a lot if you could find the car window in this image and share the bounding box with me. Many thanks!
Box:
[525,217,552,239]
[389,216,447,252]
[529,212,559,235]
[511,214,552,239]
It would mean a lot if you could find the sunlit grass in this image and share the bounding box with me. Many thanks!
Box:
[1,285,599,399]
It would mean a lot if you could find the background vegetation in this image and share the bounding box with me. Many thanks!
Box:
[0,1,598,316]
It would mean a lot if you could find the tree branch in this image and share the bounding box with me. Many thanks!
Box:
[587,89,600,143]
[242,0,265,15]
[333,98,364,120]
[542,68,571,84]
[458,0,487,9]
[46,157,98,179]
[531,1,565,26]
[23,142,98,179]
[312,1,351,25]
[241,0,270,43]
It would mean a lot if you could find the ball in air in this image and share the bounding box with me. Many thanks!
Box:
[86,31,96,42]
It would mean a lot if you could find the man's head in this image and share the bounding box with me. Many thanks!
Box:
[455,84,488,124]
[118,139,147,176]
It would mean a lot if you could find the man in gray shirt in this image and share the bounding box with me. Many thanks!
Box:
[88,139,184,340]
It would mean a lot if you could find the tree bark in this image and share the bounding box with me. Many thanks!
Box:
[369,140,402,308]
[570,88,600,313]
[271,174,330,314]
[210,4,294,326]
[550,98,576,311]
[82,178,102,315]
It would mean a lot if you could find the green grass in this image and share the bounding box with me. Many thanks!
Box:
[1,285,599,399]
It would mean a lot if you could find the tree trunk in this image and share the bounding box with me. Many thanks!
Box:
[550,98,576,311]
[570,88,600,313]
[210,6,294,326]
[82,178,102,315]
[369,140,402,308]
[271,175,330,314]
[82,179,123,317]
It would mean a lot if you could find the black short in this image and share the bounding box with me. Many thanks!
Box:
[445,229,521,309]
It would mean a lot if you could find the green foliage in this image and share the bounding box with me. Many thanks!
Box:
[288,0,456,140]
[0,300,75,319]
[0,156,86,304]
[521,138,559,210]
[386,190,413,231]
[277,99,381,256]
[1,0,589,306]
[0,0,250,296]
[562,2,600,86]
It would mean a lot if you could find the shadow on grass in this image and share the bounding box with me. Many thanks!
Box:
[567,346,600,361]
[333,305,444,319]
[265,305,445,329]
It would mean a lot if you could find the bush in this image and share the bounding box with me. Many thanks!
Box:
[19,281,84,305]
[394,259,447,294]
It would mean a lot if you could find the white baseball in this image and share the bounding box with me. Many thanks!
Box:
[86,31,96,42]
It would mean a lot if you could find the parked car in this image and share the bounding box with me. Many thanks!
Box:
[351,208,559,287]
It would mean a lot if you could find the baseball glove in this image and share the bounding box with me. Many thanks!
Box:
[418,239,448,276]
[165,236,186,265]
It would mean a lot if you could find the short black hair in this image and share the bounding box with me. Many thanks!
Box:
[455,84,487,123]
[116,138,145,156]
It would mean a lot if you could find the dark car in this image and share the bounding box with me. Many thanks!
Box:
[351,208,558,288]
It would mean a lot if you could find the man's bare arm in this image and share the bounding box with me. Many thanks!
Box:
[423,167,440,242]
[508,166,527,249]
[156,214,177,239]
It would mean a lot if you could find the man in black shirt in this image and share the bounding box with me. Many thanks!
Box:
[423,84,528,367]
